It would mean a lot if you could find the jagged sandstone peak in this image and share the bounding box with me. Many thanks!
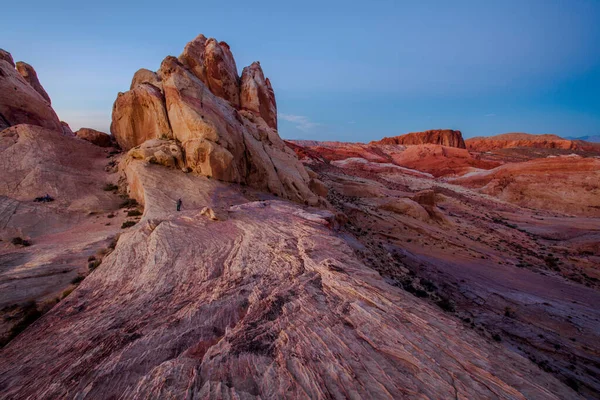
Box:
[15,61,52,104]
[372,129,466,149]
[112,34,315,203]
[240,61,278,130]
[0,53,62,132]
[178,34,241,106]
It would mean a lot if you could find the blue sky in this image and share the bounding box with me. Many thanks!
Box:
[2,0,599,141]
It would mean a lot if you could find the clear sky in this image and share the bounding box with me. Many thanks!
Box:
[2,0,600,141]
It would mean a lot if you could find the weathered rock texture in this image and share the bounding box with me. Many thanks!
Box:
[0,157,578,399]
[372,129,466,149]
[0,124,124,342]
[178,34,241,107]
[112,35,313,203]
[0,53,62,132]
[75,127,113,147]
[240,61,277,129]
[15,61,51,104]
[111,83,172,150]
[0,49,15,67]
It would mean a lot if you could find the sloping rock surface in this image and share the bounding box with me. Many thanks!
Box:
[15,61,51,104]
[0,55,62,132]
[0,158,577,399]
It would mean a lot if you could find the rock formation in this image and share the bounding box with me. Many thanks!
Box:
[178,34,241,107]
[372,129,466,149]
[466,133,579,151]
[75,127,113,147]
[111,82,172,149]
[0,52,62,132]
[111,35,314,204]
[129,68,162,91]
[0,49,15,67]
[15,61,51,104]
[240,62,277,129]
[61,121,74,136]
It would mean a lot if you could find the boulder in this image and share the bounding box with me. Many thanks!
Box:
[126,139,185,169]
[110,83,172,150]
[240,61,277,130]
[178,35,240,106]
[15,61,52,104]
[75,128,113,147]
[0,58,62,132]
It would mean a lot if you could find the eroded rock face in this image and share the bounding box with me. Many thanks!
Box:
[372,129,466,149]
[110,83,172,150]
[75,127,113,147]
[178,34,240,106]
[130,68,162,91]
[240,61,277,130]
[60,121,74,136]
[0,49,15,67]
[15,61,51,104]
[0,56,62,132]
[112,35,314,203]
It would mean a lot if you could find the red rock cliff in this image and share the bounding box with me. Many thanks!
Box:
[371,129,466,149]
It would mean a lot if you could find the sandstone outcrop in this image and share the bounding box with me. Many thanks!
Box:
[130,68,162,91]
[240,62,277,129]
[178,34,240,107]
[372,129,466,149]
[15,61,51,104]
[110,83,172,150]
[0,49,15,67]
[126,139,185,169]
[0,54,62,132]
[112,35,314,203]
[75,127,113,147]
[465,133,593,152]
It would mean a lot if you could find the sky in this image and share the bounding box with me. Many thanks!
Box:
[2,0,600,141]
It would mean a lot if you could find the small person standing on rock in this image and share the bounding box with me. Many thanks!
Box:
[176,198,182,212]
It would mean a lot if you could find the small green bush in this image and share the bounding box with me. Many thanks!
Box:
[437,297,456,312]
[119,198,138,209]
[127,209,142,217]
[121,221,136,229]
[11,237,31,246]
[71,275,85,285]
[103,183,118,191]
[88,260,101,270]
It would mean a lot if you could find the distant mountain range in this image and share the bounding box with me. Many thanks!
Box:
[567,135,600,143]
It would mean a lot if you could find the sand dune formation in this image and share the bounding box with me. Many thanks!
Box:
[1,36,599,399]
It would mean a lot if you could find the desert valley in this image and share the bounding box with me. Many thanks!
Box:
[0,34,599,399]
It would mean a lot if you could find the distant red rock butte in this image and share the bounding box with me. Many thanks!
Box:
[371,129,466,149]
